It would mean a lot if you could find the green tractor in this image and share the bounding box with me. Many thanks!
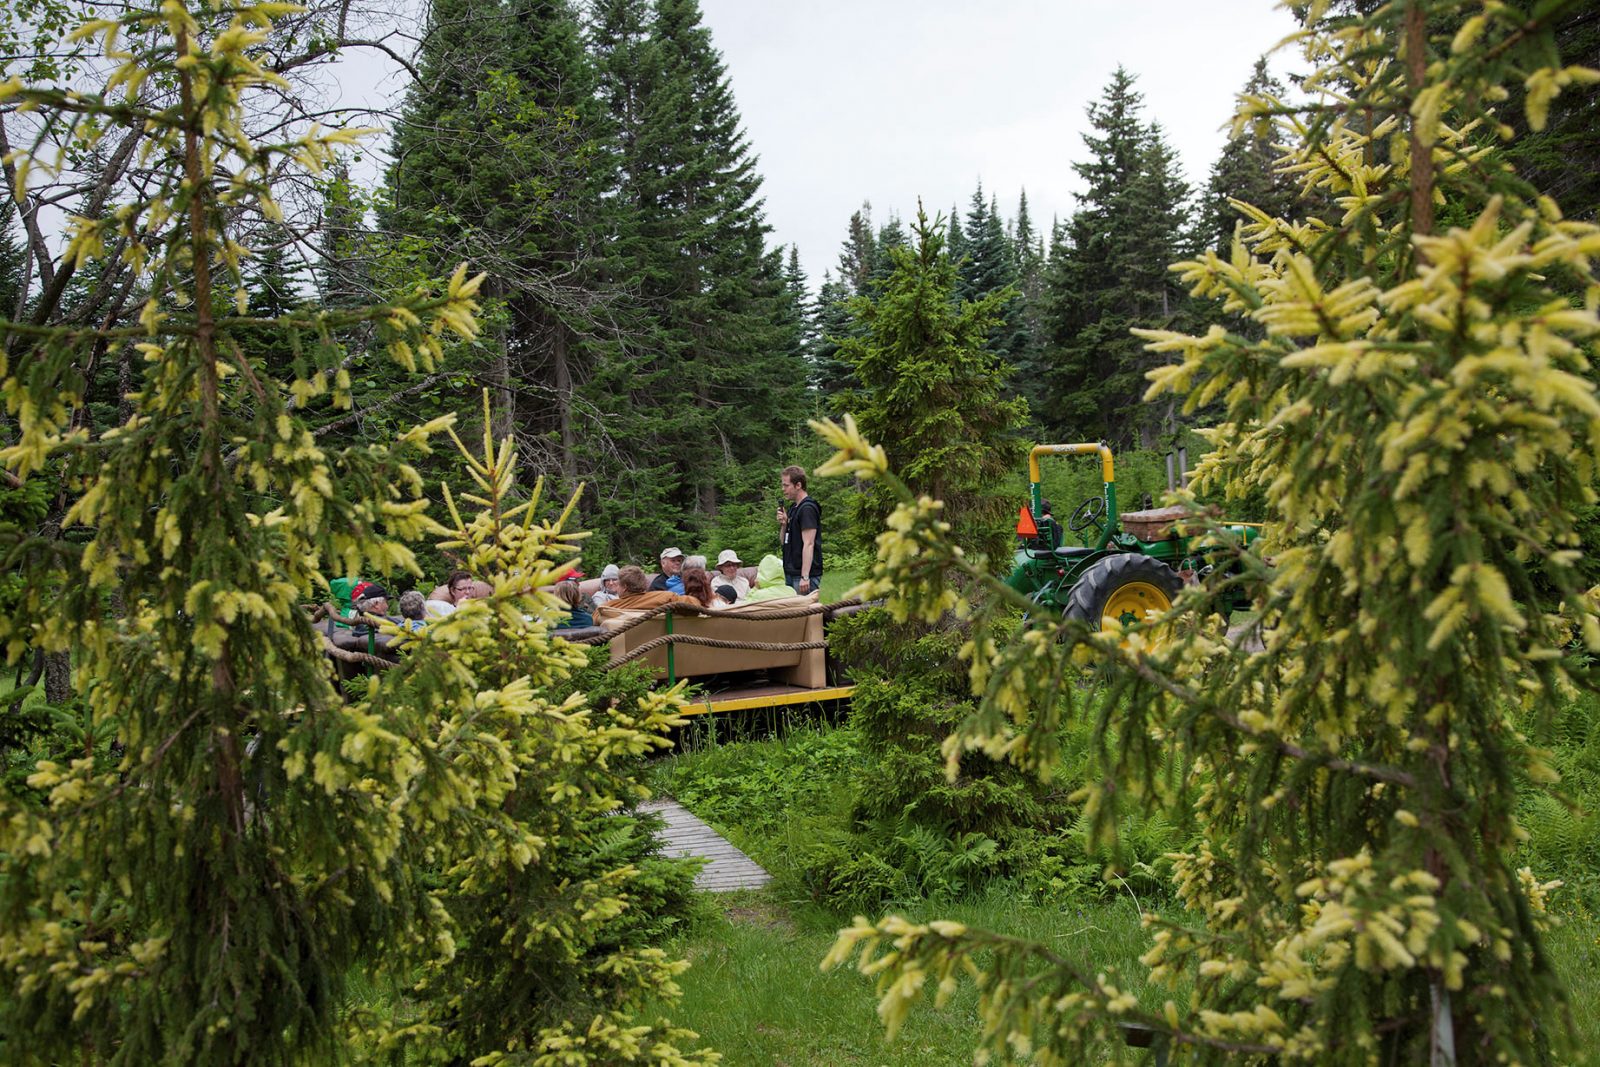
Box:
[1004,443,1260,632]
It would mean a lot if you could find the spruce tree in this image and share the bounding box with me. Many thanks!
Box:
[0,6,483,1061]
[869,211,908,290]
[355,399,710,1063]
[0,10,714,1064]
[838,205,1026,561]
[780,244,814,375]
[811,270,856,399]
[1009,189,1049,417]
[1040,67,1194,447]
[946,206,966,268]
[823,1,1600,1062]
[584,0,685,557]
[838,202,878,295]
[596,0,804,532]
[387,0,614,479]
[1199,57,1301,255]
[316,161,370,311]
[957,181,1015,305]
[960,184,1029,388]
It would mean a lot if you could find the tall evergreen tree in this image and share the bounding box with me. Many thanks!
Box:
[946,206,966,268]
[838,202,878,296]
[388,0,614,475]
[1200,57,1301,254]
[868,212,907,290]
[781,244,813,369]
[957,181,1014,304]
[1008,188,1049,416]
[811,270,856,399]
[595,0,804,530]
[1040,67,1194,447]
[839,205,1026,561]
[1012,189,1044,290]
[316,161,370,310]
[959,184,1028,384]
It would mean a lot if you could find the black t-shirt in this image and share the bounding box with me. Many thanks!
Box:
[782,496,822,579]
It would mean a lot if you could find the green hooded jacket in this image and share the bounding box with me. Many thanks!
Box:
[743,554,796,603]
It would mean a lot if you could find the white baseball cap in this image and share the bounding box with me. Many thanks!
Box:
[601,563,620,580]
[660,546,684,559]
[716,549,744,567]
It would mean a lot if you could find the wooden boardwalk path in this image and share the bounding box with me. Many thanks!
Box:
[641,798,772,893]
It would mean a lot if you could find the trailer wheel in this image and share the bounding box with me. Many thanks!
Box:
[1063,554,1182,632]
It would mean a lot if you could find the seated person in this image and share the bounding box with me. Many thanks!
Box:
[607,565,701,613]
[714,549,750,600]
[331,585,403,657]
[745,554,811,603]
[329,577,363,617]
[681,567,727,611]
[592,563,622,607]
[1039,499,1064,550]
[647,547,686,594]
[396,590,428,632]
[428,569,492,608]
[351,585,395,634]
[552,580,595,629]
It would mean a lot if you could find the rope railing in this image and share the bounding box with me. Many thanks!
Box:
[319,632,398,672]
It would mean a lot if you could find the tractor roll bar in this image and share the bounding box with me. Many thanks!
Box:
[1027,443,1117,531]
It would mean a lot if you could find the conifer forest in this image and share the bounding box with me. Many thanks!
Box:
[3,0,1600,1064]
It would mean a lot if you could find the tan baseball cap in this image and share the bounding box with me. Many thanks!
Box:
[660,546,684,559]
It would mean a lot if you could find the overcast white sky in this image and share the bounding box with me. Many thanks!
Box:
[319,0,1303,287]
[695,0,1302,284]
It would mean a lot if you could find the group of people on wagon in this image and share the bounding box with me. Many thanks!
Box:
[332,465,824,636]
[580,548,798,622]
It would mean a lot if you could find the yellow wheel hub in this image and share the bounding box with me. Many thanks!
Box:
[1102,581,1171,629]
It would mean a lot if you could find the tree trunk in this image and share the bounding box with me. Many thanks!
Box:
[487,280,515,441]
[553,326,575,479]
[117,341,134,425]
[43,651,71,705]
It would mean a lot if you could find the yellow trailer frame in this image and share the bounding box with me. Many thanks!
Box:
[684,683,857,717]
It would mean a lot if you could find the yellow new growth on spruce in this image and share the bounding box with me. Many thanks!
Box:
[812,2,1600,1063]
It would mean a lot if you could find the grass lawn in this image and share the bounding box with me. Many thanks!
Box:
[818,564,861,604]
[657,889,1156,1066]
[659,886,1600,1065]
[653,724,1600,1064]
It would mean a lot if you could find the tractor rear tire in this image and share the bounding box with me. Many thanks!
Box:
[1063,554,1182,632]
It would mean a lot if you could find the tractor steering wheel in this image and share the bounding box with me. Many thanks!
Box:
[1068,494,1106,536]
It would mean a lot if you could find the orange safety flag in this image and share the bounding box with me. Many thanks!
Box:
[1016,504,1039,538]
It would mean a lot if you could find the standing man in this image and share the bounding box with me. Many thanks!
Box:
[776,465,822,595]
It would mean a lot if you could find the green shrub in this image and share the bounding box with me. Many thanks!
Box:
[1517,694,1600,911]
[650,723,869,850]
